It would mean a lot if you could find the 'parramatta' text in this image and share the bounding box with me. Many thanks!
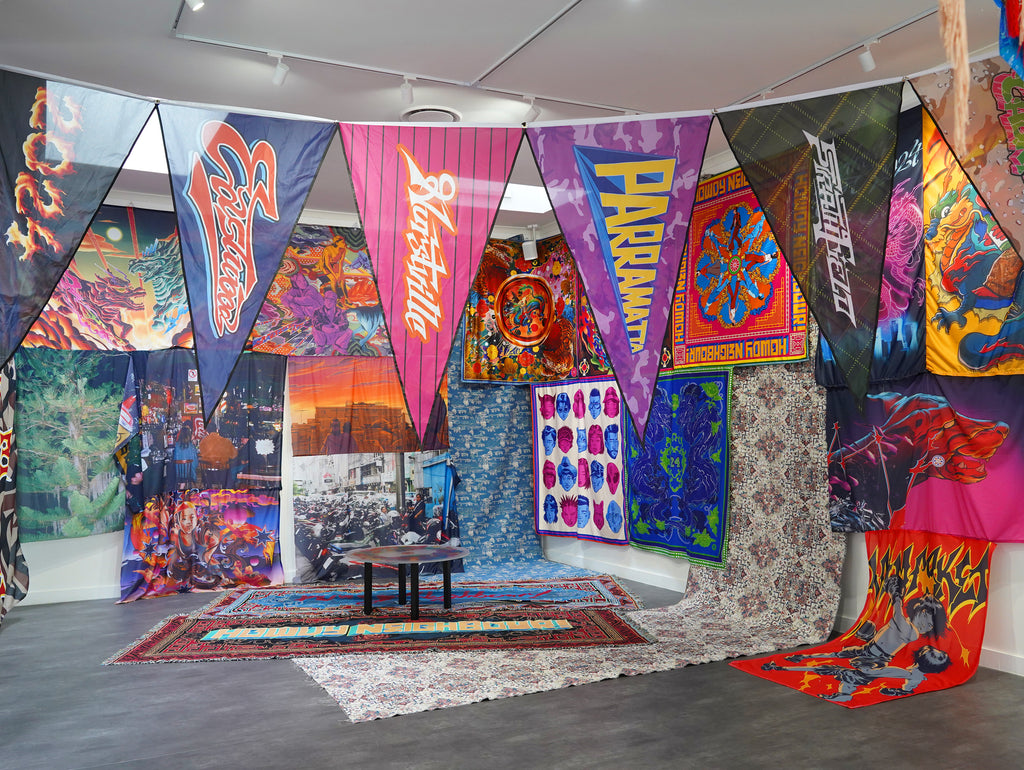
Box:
[398,144,457,343]
[595,157,675,353]
[803,130,857,326]
[185,121,279,338]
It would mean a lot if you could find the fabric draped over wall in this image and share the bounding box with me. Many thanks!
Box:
[826,372,1024,542]
[625,368,731,567]
[117,348,286,601]
[672,167,808,369]
[14,349,129,541]
[531,377,629,544]
[0,359,27,623]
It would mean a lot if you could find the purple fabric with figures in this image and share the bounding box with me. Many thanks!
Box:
[528,115,712,439]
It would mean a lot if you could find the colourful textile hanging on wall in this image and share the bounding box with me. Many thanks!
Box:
[339,123,521,443]
[825,372,1024,541]
[916,106,1024,375]
[531,377,628,544]
[291,450,462,582]
[718,84,902,405]
[248,224,391,357]
[161,104,335,421]
[0,70,153,366]
[624,368,731,567]
[575,286,614,378]
[0,358,28,622]
[671,167,807,369]
[817,107,926,387]
[22,205,190,351]
[289,356,447,456]
[528,115,712,440]
[462,236,578,383]
[14,349,130,541]
[122,349,285,499]
[732,529,994,708]
[119,488,284,602]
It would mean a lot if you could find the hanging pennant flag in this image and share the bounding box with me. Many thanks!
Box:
[528,115,712,440]
[816,106,927,386]
[0,69,153,367]
[338,123,522,442]
[161,104,335,421]
[718,84,902,404]
[911,57,1024,258]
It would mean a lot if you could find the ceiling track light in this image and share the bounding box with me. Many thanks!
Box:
[858,42,877,73]
[270,54,289,86]
[400,78,414,106]
[524,98,541,123]
[185,0,205,11]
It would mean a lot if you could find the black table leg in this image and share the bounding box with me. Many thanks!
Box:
[443,560,453,610]
[398,563,406,605]
[410,563,419,621]
[363,561,373,615]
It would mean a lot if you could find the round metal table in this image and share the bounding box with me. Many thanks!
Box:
[345,544,470,620]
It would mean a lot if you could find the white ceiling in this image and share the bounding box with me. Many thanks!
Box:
[0,0,1004,235]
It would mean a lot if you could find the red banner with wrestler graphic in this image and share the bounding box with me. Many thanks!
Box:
[339,123,521,443]
[732,529,994,707]
[161,105,335,421]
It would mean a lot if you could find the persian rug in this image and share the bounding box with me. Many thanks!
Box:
[198,576,641,617]
[104,605,651,664]
[731,529,995,707]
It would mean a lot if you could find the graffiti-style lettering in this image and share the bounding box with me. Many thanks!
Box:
[397,144,457,343]
[184,120,279,337]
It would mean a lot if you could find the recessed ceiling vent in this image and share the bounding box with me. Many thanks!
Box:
[401,105,462,123]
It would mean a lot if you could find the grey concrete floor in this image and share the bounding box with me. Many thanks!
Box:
[2,580,1023,770]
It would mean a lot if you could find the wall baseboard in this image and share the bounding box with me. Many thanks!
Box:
[18,584,120,606]
[548,552,688,593]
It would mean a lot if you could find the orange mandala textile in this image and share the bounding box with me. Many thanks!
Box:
[731,529,994,707]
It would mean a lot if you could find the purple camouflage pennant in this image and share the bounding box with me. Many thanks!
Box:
[527,115,712,440]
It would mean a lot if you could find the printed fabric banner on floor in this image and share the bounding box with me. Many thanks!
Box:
[718,83,902,405]
[672,167,807,369]
[528,114,713,440]
[339,123,522,443]
[732,529,994,707]
[161,104,336,421]
[531,377,628,544]
[624,368,730,567]
[0,70,154,366]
